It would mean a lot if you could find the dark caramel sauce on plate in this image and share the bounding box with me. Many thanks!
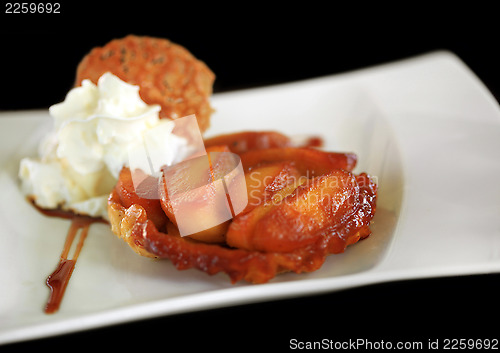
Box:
[34,203,106,314]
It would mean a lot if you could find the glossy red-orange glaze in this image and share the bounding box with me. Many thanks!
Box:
[108,170,376,283]
[203,131,323,154]
[152,173,374,283]
[108,131,376,283]
[239,147,357,175]
[227,170,362,253]
[115,167,168,232]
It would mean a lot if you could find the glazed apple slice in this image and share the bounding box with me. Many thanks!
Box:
[204,131,292,154]
[239,147,357,176]
[243,162,301,213]
[159,145,247,243]
[204,131,323,154]
[226,169,360,253]
[115,167,168,231]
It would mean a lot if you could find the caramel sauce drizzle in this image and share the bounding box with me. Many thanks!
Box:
[44,216,93,314]
[33,202,105,314]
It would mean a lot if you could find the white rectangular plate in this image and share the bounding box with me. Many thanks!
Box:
[1,51,500,344]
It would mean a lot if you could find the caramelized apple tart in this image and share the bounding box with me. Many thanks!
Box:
[108,131,377,283]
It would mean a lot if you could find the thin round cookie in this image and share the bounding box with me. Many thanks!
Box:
[75,35,215,132]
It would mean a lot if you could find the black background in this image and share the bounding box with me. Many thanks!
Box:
[2,3,499,351]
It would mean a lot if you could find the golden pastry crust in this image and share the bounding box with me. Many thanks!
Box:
[75,35,215,132]
[108,190,158,258]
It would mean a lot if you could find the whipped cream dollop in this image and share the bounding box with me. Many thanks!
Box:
[19,73,189,219]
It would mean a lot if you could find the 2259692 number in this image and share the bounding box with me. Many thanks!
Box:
[5,3,60,14]
[443,338,498,350]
